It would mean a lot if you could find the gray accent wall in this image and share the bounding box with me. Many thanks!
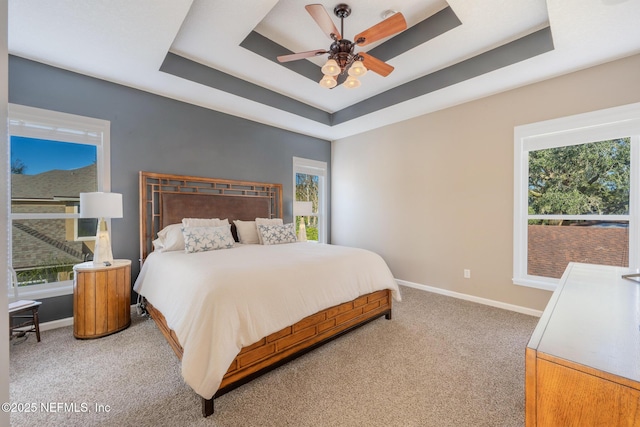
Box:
[8,55,331,323]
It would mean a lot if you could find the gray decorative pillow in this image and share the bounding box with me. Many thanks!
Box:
[257,223,297,245]
[182,225,235,253]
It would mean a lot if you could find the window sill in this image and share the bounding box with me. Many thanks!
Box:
[512,277,558,292]
[8,281,73,300]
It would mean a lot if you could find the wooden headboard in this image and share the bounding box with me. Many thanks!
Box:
[139,171,283,263]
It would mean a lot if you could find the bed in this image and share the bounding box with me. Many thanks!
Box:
[134,171,400,417]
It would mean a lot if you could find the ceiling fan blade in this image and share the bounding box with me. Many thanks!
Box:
[359,52,394,77]
[354,12,407,46]
[277,49,327,63]
[305,4,341,40]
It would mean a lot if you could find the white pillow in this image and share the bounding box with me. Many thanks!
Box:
[182,225,235,253]
[255,217,284,244]
[156,223,185,252]
[257,223,297,245]
[152,238,164,252]
[233,220,260,244]
[182,218,229,227]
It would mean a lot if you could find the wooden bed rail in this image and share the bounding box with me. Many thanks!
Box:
[144,289,392,417]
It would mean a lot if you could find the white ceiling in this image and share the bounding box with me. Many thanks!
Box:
[8,0,640,141]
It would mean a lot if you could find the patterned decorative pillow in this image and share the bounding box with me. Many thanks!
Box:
[182,225,235,253]
[255,217,284,244]
[257,223,297,245]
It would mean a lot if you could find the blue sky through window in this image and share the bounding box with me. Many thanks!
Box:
[11,136,97,175]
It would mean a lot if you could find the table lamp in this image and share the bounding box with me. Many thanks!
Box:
[294,201,313,242]
[80,192,123,266]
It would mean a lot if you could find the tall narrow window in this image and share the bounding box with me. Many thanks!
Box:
[514,103,640,290]
[8,105,110,299]
[293,157,327,243]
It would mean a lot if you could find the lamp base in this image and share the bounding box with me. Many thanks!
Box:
[93,218,114,266]
[298,222,307,242]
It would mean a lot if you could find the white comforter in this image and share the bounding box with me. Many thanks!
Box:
[133,242,400,399]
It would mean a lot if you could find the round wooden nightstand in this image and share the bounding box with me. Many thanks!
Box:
[73,259,131,339]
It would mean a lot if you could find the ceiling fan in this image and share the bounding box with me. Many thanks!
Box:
[277,3,407,89]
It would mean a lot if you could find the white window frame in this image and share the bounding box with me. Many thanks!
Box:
[513,103,640,291]
[293,157,327,243]
[71,207,98,241]
[8,104,111,299]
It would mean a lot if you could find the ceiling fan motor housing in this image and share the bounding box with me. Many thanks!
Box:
[329,39,359,74]
[330,39,354,54]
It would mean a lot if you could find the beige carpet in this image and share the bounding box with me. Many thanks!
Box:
[9,286,538,426]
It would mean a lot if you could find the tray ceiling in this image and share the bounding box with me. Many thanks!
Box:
[8,0,640,140]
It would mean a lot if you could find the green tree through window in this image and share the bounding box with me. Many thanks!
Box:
[296,173,319,240]
[528,138,630,220]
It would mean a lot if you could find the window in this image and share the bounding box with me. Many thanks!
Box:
[8,104,110,299]
[514,103,640,290]
[293,157,327,243]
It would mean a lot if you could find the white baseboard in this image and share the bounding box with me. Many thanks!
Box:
[396,279,543,317]
[40,317,73,331]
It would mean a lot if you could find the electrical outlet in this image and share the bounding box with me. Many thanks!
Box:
[463,269,471,279]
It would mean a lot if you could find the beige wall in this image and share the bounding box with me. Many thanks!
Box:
[331,54,640,312]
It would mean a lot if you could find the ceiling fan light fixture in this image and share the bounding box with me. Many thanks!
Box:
[348,60,367,77]
[319,74,337,88]
[343,75,361,89]
[321,59,341,76]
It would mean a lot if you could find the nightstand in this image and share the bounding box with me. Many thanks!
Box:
[73,259,131,339]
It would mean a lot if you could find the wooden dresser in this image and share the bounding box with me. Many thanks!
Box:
[73,259,131,339]
[525,263,640,426]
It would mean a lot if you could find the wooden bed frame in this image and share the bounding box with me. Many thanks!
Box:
[138,171,392,417]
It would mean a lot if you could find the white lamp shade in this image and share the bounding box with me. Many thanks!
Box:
[348,60,367,77]
[343,75,361,89]
[80,192,123,219]
[319,74,337,88]
[294,201,314,216]
[321,59,340,76]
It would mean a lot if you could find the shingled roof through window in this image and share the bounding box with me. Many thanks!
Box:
[12,163,97,199]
